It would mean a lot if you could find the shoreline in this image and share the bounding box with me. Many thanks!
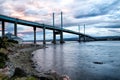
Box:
[8,44,45,76]
[7,44,70,80]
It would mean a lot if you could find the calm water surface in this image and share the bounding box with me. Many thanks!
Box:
[32,41,120,80]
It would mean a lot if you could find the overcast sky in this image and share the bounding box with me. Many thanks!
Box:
[0,0,120,40]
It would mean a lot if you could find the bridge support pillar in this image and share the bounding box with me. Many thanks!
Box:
[52,30,56,44]
[33,27,36,44]
[78,35,81,42]
[2,21,5,37]
[14,22,17,36]
[60,31,64,44]
[43,25,46,45]
[79,35,84,42]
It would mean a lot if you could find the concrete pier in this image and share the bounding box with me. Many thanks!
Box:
[14,22,17,36]
[33,27,36,44]
[60,31,64,43]
[78,35,81,42]
[43,24,46,44]
[52,31,56,44]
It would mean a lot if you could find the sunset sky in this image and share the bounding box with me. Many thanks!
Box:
[0,0,120,40]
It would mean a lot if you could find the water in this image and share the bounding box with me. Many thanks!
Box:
[32,41,120,80]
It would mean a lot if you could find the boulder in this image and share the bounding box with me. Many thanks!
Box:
[12,67,27,77]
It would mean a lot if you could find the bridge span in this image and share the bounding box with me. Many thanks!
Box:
[0,14,96,44]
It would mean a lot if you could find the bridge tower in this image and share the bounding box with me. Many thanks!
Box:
[60,12,64,43]
[52,12,65,44]
[52,12,56,44]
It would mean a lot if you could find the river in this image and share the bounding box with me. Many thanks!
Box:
[32,41,120,80]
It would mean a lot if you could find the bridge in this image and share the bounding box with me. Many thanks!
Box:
[0,14,96,44]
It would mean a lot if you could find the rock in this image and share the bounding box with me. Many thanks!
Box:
[5,62,15,77]
[62,75,71,80]
[0,53,8,68]
[39,77,51,80]
[12,67,27,77]
[0,66,10,77]
[0,52,8,61]
[0,72,9,80]
[32,65,36,68]
[29,59,33,62]
[31,54,34,57]
[43,70,62,80]
[45,69,56,75]
[93,61,103,64]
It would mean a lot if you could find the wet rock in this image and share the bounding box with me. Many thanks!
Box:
[31,54,34,57]
[39,77,52,80]
[32,65,36,68]
[29,59,33,62]
[93,62,103,64]
[12,67,27,77]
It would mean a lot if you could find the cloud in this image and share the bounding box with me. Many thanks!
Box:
[96,25,120,28]
[0,0,120,39]
[74,0,120,18]
[109,30,120,33]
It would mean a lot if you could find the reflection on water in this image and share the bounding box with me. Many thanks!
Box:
[32,41,120,80]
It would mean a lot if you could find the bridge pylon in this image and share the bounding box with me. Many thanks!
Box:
[52,31,65,44]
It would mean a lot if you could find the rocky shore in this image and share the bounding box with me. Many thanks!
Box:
[0,44,70,80]
[8,44,44,76]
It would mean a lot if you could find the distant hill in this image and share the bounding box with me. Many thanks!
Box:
[23,36,120,42]
[95,36,120,41]
[23,37,78,42]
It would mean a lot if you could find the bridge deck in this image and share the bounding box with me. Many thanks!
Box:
[0,14,95,39]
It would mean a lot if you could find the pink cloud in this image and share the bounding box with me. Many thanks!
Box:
[1,0,70,24]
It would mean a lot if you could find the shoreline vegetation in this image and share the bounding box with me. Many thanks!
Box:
[0,37,70,80]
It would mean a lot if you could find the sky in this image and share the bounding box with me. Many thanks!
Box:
[0,0,120,40]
